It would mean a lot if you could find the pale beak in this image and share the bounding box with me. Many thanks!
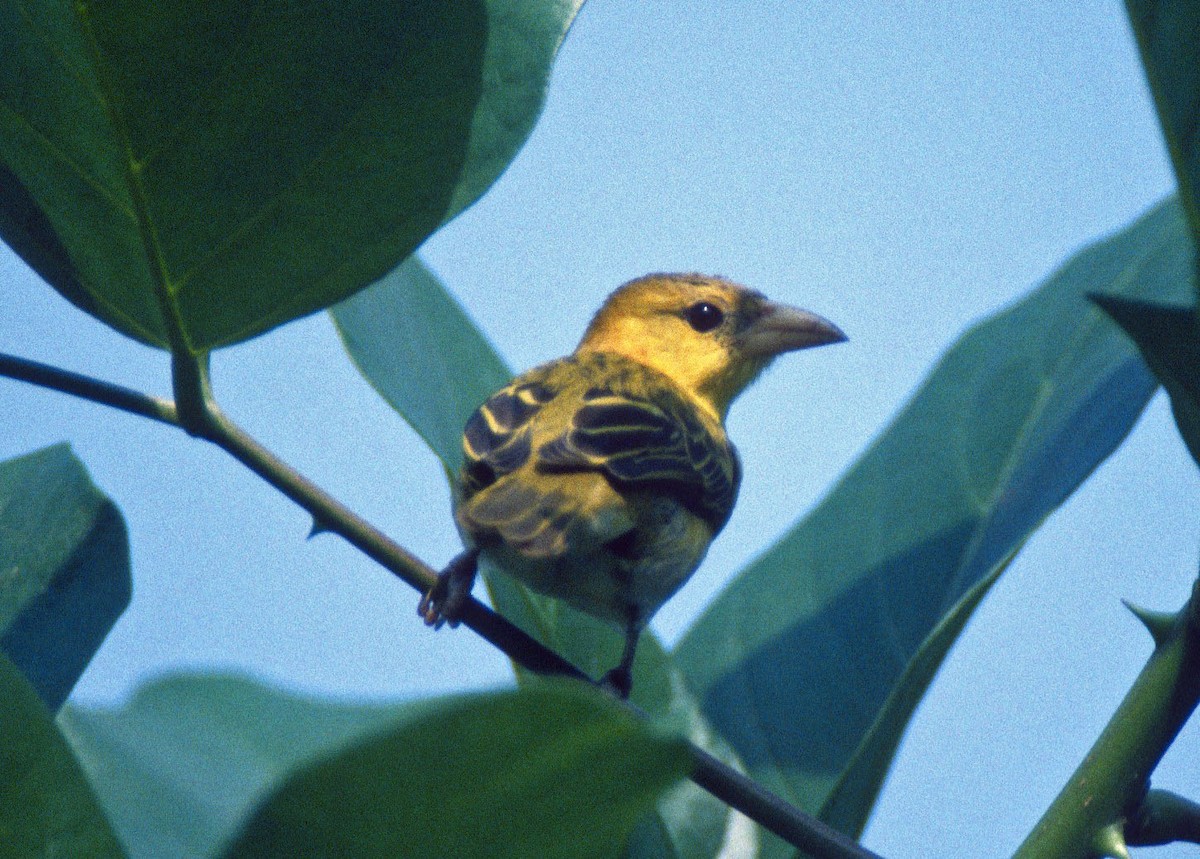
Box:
[741,302,847,357]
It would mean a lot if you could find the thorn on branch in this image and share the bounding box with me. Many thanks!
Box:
[307,515,334,539]
[1121,599,1177,648]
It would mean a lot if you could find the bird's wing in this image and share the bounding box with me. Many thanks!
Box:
[456,369,738,558]
[457,468,631,559]
[460,379,556,496]
[537,386,739,533]
[459,376,635,558]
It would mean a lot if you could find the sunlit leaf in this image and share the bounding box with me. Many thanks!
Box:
[68,677,690,859]
[331,256,510,473]
[0,0,581,350]
[223,680,690,858]
[60,673,413,858]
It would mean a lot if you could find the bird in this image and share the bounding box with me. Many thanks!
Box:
[418,273,845,698]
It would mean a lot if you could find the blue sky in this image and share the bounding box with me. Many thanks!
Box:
[3,2,1199,855]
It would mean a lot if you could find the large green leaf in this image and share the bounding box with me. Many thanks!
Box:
[59,673,416,859]
[333,260,738,858]
[0,0,581,351]
[675,198,1197,852]
[153,679,686,859]
[0,444,130,711]
[1126,0,1200,260]
[60,676,691,854]
[0,652,124,857]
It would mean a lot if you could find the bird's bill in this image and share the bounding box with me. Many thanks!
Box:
[741,302,847,356]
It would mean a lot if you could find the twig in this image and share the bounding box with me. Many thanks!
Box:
[0,353,177,425]
[0,350,883,859]
[1127,788,1200,847]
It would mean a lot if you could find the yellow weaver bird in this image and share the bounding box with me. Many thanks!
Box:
[419,273,844,697]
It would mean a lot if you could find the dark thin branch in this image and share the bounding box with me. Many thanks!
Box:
[0,353,177,425]
[0,350,882,859]
[691,748,880,859]
[0,352,581,676]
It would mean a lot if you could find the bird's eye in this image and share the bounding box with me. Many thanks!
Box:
[684,302,724,332]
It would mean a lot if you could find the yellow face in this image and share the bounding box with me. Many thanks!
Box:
[576,274,844,419]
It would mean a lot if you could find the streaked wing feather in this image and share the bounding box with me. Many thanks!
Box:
[459,473,629,558]
[461,381,555,494]
[538,391,738,532]
[457,359,739,558]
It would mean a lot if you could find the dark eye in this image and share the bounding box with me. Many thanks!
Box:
[684,302,724,332]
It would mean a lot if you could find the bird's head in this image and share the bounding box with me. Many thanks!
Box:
[576,273,845,420]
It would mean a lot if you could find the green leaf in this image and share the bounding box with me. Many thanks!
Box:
[0,444,130,711]
[0,651,125,857]
[218,679,690,859]
[675,198,1197,850]
[1090,294,1200,469]
[1125,0,1200,262]
[0,0,581,351]
[64,674,692,859]
[335,260,737,856]
[331,256,511,474]
[59,673,419,859]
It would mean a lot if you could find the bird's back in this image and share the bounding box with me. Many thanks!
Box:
[453,351,740,627]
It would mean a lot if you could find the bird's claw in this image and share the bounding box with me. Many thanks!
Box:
[416,582,452,629]
[597,616,641,700]
[599,666,633,700]
[419,549,479,630]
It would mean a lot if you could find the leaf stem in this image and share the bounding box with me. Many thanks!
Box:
[1013,577,1200,858]
[170,350,217,436]
[0,350,882,859]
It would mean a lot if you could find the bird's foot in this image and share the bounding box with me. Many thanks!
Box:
[418,549,479,630]
[599,665,633,700]
[598,619,640,700]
